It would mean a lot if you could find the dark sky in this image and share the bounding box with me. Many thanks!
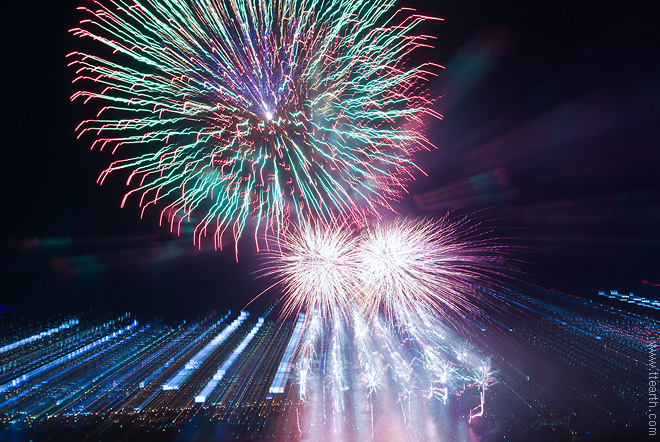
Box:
[5,0,659,320]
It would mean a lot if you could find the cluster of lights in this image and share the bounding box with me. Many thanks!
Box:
[264,217,505,324]
[0,318,79,354]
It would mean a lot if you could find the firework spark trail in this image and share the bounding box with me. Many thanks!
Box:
[408,313,497,409]
[263,216,505,429]
[373,316,414,426]
[422,346,456,404]
[328,319,347,435]
[262,222,360,322]
[296,311,321,402]
[469,357,497,422]
[358,216,508,324]
[264,216,508,326]
[286,303,494,436]
[69,0,442,255]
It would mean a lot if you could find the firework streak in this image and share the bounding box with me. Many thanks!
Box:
[259,217,505,431]
[263,216,508,324]
[69,0,442,254]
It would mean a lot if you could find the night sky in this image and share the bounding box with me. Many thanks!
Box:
[5,0,659,320]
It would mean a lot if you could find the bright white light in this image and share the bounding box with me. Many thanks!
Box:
[265,111,273,120]
[263,224,360,321]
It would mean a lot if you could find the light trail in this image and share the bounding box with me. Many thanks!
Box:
[1,288,657,440]
[195,317,264,403]
[31,327,150,419]
[468,358,496,423]
[136,318,217,393]
[268,312,305,396]
[0,318,78,354]
[0,320,138,396]
[599,290,660,310]
[162,311,241,390]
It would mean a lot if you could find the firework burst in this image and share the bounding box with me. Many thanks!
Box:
[264,216,507,324]
[358,216,506,323]
[262,217,504,428]
[69,0,442,254]
[262,222,360,322]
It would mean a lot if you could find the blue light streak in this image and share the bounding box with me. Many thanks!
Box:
[195,317,264,403]
[268,313,305,395]
[162,311,246,391]
[0,319,79,354]
[0,320,137,395]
